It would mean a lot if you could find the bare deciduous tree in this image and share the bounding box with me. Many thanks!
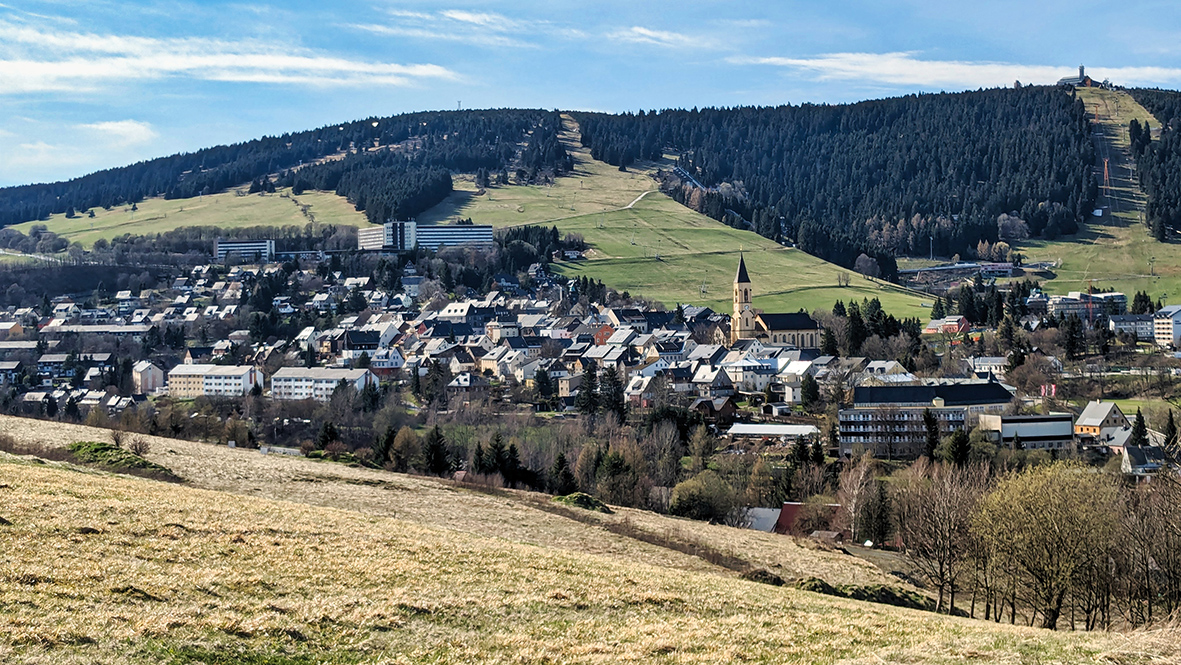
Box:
[893,458,987,614]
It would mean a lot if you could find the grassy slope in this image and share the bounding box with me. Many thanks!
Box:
[2,454,1174,664]
[11,187,375,249]
[1018,88,1175,300]
[421,117,932,318]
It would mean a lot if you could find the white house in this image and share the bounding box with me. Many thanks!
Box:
[270,367,377,401]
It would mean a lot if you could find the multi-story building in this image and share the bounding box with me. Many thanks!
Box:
[1154,305,1181,347]
[270,367,377,401]
[1109,314,1154,341]
[214,238,275,263]
[838,382,1014,458]
[167,364,262,398]
[356,220,490,251]
[132,360,165,394]
[1047,291,1127,322]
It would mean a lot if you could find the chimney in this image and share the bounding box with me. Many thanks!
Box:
[1079,64,1085,80]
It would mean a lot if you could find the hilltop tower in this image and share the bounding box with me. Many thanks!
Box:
[731,253,757,344]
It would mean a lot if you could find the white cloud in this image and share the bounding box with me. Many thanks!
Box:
[355,8,584,49]
[730,51,1181,89]
[80,120,157,146]
[608,26,707,49]
[0,19,459,94]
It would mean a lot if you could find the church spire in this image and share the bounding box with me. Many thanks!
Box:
[735,252,750,284]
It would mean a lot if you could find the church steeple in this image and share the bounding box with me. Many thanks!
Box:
[732,253,755,344]
[735,252,750,284]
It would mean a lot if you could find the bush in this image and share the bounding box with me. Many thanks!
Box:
[669,470,735,523]
[128,436,150,457]
[553,492,613,514]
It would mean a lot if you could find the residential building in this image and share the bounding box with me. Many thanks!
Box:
[132,360,165,394]
[838,382,1014,458]
[1075,400,1129,441]
[167,364,262,398]
[270,367,377,401]
[1109,314,1154,341]
[1155,305,1181,347]
[214,238,275,263]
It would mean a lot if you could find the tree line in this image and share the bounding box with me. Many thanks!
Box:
[573,87,1095,279]
[0,109,570,228]
[1128,89,1181,241]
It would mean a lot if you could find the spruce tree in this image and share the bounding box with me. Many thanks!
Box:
[821,327,839,356]
[599,366,626,421]
[1130,408,1149,448]
[487,431,508,475]
[551,452,577,495]
[811,439,826,466]
[800,373,820,408]
[575,361,599,414]
[922,408,940,459]
[421,425,452,476]
[794,438,812,468]
[1166,410,1178,451]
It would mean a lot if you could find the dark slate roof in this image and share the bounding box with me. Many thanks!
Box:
[853,382,1013,406]
[345,330,381,346]
[735,254,750,283]
[757,312,819,331]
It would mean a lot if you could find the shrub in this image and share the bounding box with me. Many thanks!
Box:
[553,492,613,513]
[669,471,735,523]
[128,436,150,457]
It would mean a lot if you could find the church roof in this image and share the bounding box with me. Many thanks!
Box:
[735,254,750,283]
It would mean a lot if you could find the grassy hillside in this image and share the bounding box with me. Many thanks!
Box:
[2,440,1176,663]
[12,187,374,248]
[0,416,892,587]
[1019,88,1174,300]
[422,117,932,318]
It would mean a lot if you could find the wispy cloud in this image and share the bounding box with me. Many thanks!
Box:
[731,51,1181,89]
[0,19,458,94]
[352,8,585,49]
[80,120,157,146]
[608,26,710,49]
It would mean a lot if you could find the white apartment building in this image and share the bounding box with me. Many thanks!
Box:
[270,367,377,401]
[168,364,263,398]
[1154,305,1181,347]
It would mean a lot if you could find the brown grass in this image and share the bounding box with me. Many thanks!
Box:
[0,415,892,588]
[1,457,1177,664]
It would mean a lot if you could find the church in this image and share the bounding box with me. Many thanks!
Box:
[731,254,822,348]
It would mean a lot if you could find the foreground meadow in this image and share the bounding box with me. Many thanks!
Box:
[1,456,1176,664]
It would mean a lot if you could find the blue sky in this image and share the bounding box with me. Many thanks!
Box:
[3,0,1181,186]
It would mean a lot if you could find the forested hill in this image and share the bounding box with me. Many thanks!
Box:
[573,87,1096,278]
[1128,89,1181,240]
[0,109,571,227]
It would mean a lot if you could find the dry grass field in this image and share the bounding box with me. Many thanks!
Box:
[3,448,1179,664]
[11,187,375,249]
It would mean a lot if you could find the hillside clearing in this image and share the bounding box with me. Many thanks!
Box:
[1019,88,1176,300]
[12,187,374,248]
[421,116,932,317]
[1,454,1176,664]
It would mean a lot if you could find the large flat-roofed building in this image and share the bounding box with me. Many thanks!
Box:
[270,367,377,401]
[356,220,490,252]
[838,381,1014,458]
[214,238,275,263]
[1155,305,1181,347]
[168,363,262,398]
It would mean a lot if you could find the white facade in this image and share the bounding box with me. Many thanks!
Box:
[168,364,262,398]
[1155,306,1181,347]
[270,367,377,401]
